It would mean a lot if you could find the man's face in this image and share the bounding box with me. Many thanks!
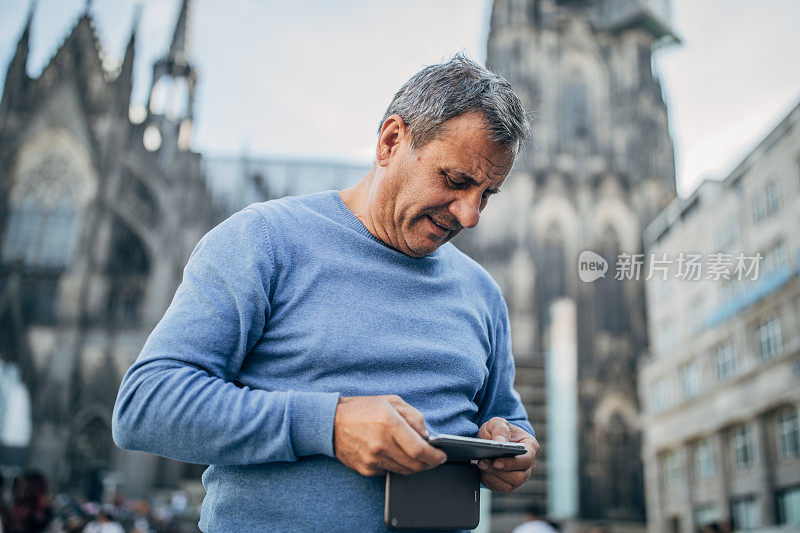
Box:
[372,111,516,257]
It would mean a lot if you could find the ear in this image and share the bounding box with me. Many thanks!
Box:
[376,114,408,167]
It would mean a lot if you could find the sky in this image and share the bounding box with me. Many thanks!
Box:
[1,0,799,197]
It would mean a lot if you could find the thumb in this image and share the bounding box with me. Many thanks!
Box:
[482,418,512,441]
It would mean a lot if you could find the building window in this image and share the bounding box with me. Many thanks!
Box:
[765,181,782,216]
[536,224,566,334]
[595,226,626,333]
[731,496,761,530]
[688,297,706,336]
[664,449,683,487]
[659,319,677,354]
[652,377,670,413]
[560,71,593,147]
[714,214,741,252]
[695,438,716,480]
[715,340,739,381]
[694,505,721,529]
[752,190,766,223]
[777,486,800,526]
[718,278,747,306]
[755,316,782,361]
[777,406,799,460]
[752,182,782,223]
[680,360,702,400]
[731,424,754,470]
[762,240,789,275]
[1,206,78,268]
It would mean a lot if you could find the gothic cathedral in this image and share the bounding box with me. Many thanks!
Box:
[0,0,220,498]
[454,0,678,528]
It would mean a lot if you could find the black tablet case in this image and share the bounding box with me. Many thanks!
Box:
[384,463,480,531]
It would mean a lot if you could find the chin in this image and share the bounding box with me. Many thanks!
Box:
[409,237,449,257]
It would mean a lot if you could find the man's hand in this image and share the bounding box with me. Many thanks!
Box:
[475,417,539,492]
[333,395,447,477]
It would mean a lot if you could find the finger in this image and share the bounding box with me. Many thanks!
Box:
[491,452,534,472]
[478,455,532,480]
[478,417,512,441]
[391,401,430,438]
[479,464,529,489]
[391,422,447,469]
[376,451,417,476]
[480,471,514,493]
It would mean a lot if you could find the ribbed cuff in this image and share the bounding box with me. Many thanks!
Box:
[289,391,341,457]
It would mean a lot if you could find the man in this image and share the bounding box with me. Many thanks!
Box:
[113,53,539,532]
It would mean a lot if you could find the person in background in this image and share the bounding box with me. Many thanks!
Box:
[83,510,124,533]
[512,503,558,533]
[5,471,53,533]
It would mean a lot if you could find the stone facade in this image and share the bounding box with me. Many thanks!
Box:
[0,1,222,499]
[639,99,800,532]
[453,0,679,529]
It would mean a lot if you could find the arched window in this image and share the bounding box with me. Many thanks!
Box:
[150,75,190,120]
[105,219,150,323]
[1,153,82,268]
[629,117,663,178]
[604,412,644,517]
[67,415,113,502]
[595,225,626,333]
[536,224,566,331]
[560,69,593,147]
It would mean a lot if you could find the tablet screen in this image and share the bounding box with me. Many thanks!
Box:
[426,433,527,461]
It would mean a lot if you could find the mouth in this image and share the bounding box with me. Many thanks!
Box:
[426,215,458,238]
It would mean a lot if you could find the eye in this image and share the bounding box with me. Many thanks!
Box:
[442,171,465,189]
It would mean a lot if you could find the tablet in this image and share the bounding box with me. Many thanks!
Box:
[384,463,480,530]
[425,433,527,462]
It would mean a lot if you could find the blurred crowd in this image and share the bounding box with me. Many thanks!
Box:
[0,471,199,533]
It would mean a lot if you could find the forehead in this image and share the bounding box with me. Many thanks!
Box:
[421,112,516,183]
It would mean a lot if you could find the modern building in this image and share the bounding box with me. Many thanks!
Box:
[454,0,679,530]
[639,98,800,532]
[202,154,365,214]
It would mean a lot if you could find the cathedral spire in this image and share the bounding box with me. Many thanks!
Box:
[145,0,198,151]
[22,0,36,44]
[168,0,191,65]
[117,3,141,108]
[1,0,36,113]
[16,0,36,66]
[121,3,141,72]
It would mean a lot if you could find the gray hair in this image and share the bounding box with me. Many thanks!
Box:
[377,52,531,151]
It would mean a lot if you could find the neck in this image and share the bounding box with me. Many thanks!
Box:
[339,162,381,236]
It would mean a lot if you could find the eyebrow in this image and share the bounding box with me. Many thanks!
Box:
[444,169,502,195]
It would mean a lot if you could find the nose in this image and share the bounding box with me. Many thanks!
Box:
[449,193,481,229]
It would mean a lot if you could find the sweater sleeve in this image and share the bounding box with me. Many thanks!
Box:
[474,294,536,439]
[112,207,340,465]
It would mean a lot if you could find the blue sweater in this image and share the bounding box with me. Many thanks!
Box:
[112,190,534,532]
